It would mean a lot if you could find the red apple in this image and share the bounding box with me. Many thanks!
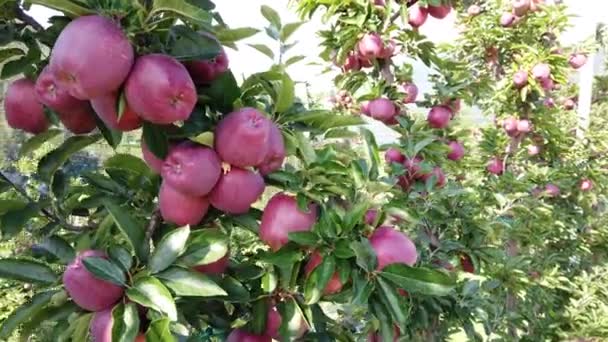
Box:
[90,308,113,342]
[517,119,531,134]
[35,66,88,113]
[580,179,593,192]
[532,63,551,80]
[125,54,197,124]
[141,139,166,174]
[487,157,504,175]
[159,181,209,226]
[185,42,229,84]
[57,107,97,134]
[304,251,344,294]
[447,141,465,161]
[512,0,530,17]
[358,33,384,59]
[209,167,265,214]
[400,82,418,103]
[50,15,134,100]
[369,226,417,270]
[91,91,143,131]
[569,53,587,69]
[459,254,475,273]
[420,167,446,188]
[214,107,271,168]
[545,183,560,197]
[4,78,49,134]
[162,143,221,197]
[427,106,452,129]
[63,250,124,311]
[259,193,318,251]
[428,4,451,19]
[258,123,286,175]
[368,98,397,124]
[364,209,379,226]
[408,4,428,28]
[503,117,519,137]
[193,254,229,274]
[226,329,271,342]
[500,12,516,27]
[467,5,481,16]
[513,70,528,88]
[385,148,405,164]
[342,53,361,72]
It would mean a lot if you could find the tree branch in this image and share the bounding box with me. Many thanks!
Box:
[0,170,93,232]
[145,207,162,243]
[14,4,44,31]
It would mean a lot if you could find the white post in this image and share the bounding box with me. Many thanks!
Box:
[576,52,596,139]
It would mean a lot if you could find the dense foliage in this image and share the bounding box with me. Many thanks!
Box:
[0,0,606,341]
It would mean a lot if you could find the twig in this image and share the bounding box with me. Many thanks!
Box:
[388,1,416,27]
[0,170,93,232]
[14,4,44,31]
[144,207,162,243]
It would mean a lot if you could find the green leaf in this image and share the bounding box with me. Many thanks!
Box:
[351,239,377,272]
[28,0,92,17]
[37,235,75,264]
[103,200,148,261]
[334,239,356,259]
[149,226,190,273]
[259,247,303,268]
[1,203,40,238]
[179,230,229,267]
[288,231,319,246]
[248,43,275,60]
[142,122,169,159]
[376,277,406,325]
[294,131,316,165]
[0,199,26,215]
[71,313,93,341]
[361,128,380,180]
[284,55,306,67]
[251,299,270,335]
[169,25,221,61]
[219,276,250,302]
[304,255,336,304]
[94,114,122,149]
[0,290,57,339]
[280,22,305,42]
[275,73,295,113]
[188,131,214,147]
[156,266,227,297]
[261,5,282,29]
[105,154,151,181]
[37,134,101,181]
[82,257,126,286]
[146,318,176,342]
[343,200,369,233]
[111,303,140,342]
[0,41,41,79]
[151,0,213,27]
[126,276,177,320]
[215,27,259,46]
[109,246,133,273]
[206,71,240,113]
[0,259,57,284]
[19,129,62,157]
[0,48,25,64]
[380,264,455,296]
[285,110,363,130]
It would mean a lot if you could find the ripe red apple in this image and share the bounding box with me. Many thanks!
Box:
[159,181,209,226]
[487,157,504,175]
[214,107,271,168]
[528,145,540,156]
[467,5,481,16]
[503,117,519,137]
[420,167,446,188]
[63,250,124,311]
[226,329,271,342]
[35,66,88,113]
[500,12,516,27]
[397,175,412,192]
[563,98,576,110]
[125,54,197,124]
[364,209,379,226]
[260,193,318,251]
[90,308,113,342]
[369,226,417,270]
[193,254,229,274]
[428,4,451,19]
[358,33,384,60]
[447,141,465,161]
[408,4,428,28]
[512,0,530,16]
[258,123,286,175]
[209,167,265,214]
[427,106,452,129]
[543,97,555,108]
[580,179,593,192]
[385,148,405,164]
[185,46,229,84]
[373,0,385,5]
[360,101,371,116]
[342,54,361,72]
[4,78,49,134]
[57,107,97,134]
[162,143,221,197]
[304,251,344,294]
[517,119,531,134]
[545,183,560,197]
[540,77,555,91]
[369,98,397,124]
[378,39,396,60]
[532,63,551,80]
[513,70,528,88]
[50,15,134,100]
[400,82,418,103]
[91,92,143,131]
[569,53,587,69]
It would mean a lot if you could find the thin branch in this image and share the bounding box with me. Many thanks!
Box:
[0,170,93,232]
[388,1,416,27]
[14,4,44,31]
[145,207,162,243]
